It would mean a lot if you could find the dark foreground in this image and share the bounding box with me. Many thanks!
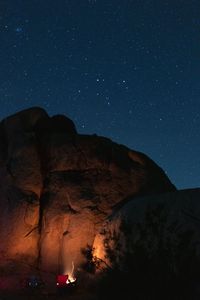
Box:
[1,282,200,300]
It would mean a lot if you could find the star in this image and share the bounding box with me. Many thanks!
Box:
[0,0,199,189]
[15,27,23,33]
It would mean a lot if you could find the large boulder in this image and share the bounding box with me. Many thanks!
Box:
[0,107,176,288]
[93,189,200,299]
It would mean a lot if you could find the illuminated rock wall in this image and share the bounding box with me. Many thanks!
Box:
[0,107,176,279]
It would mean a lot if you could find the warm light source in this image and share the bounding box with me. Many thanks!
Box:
[65,261,76,284]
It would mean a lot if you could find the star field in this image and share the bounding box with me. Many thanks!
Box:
[0,0,200,188]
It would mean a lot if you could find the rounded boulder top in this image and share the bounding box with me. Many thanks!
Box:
[1,107,77,137]
[2,107,49,136]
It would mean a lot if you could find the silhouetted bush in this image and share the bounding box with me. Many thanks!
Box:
[95,204,200,300]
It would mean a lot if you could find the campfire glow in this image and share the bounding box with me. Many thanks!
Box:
[65,261,76,284]
[93,235,106,262]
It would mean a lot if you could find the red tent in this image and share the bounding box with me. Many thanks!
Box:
[56,275,69,287]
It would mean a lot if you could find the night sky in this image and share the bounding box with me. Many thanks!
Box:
[0,0,199,189]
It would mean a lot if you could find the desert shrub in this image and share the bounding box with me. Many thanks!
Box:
[96,204,200,300]
[81,245,101,274]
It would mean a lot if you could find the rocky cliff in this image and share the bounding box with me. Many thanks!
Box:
[0,107,175,290]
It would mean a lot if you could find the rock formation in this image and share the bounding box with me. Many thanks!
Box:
[93,189,200,299]
[0,107,175,290]
[94,188,200,267]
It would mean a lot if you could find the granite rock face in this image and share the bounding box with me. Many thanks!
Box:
[0,107,176,284]
[91,189,200,300]
[94,189,200,269]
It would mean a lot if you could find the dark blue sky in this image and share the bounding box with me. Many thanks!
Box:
[0,0,199,189]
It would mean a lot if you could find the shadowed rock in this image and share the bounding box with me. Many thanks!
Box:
[0,107,176,289]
